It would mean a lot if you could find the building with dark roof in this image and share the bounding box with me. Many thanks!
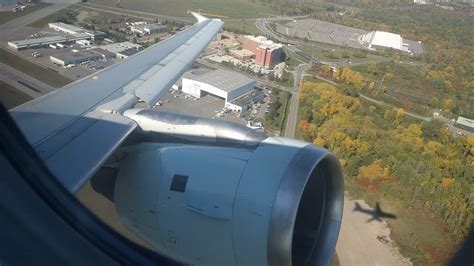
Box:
[50,50,102,66]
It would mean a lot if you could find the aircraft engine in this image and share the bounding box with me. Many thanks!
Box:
[113,136,344,266]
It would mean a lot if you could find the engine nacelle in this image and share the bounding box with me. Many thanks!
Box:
[114,137,344,266]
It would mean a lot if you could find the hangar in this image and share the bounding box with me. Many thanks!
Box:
[182,69,256,112]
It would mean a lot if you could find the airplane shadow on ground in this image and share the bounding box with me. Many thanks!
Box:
[353,202,397,223]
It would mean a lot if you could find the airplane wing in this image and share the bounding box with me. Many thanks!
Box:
[9,13,223,193]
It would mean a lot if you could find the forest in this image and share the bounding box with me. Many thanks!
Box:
[310,5,474,119]
[298,81,473,247]
[264,89,291,134]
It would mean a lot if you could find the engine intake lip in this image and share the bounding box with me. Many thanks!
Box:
[267,145,344,266]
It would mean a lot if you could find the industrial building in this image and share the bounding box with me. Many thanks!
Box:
[50,50,103,66]
[361,31,422,54]
[8,34,89,50]
[130,24,167,35]
[241,35,283,68]
[8,22,107,50]
[91,48,115,59]
[455,116,474,133]
[49,22,105,41]
[99,42,143,59]
[49,22,85,35]
[182,69,256,112]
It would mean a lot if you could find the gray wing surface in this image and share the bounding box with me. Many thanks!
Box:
[9,14,223,192]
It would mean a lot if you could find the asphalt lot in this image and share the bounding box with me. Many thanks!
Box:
[153,89,247,126]
[15,41,115,80]
[276,18,367,49]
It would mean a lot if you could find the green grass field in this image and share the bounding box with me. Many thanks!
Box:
[0,3,51,25]
[282,47,304,71]
[90,0,277,19]
[27,6,80,28]
[0,81,32,109]
[0,48,71,88]
[223,18,260,35]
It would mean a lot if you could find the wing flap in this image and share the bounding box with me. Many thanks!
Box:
[40,111,136,192]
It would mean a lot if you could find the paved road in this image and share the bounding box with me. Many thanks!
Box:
[309,76,435,123]
[284,63,310,138]
[336,197,411,266]
[311,75,473,136]
[358,93,432,121]
[255,16,306,45]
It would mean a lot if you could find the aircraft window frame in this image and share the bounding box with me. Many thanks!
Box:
[0,104,181,265]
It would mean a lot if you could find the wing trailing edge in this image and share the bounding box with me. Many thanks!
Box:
[10,14,223,193]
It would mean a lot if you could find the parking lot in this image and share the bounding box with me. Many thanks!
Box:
[147,84,270,128]
[16,42,116,80]
[276,18,367,49]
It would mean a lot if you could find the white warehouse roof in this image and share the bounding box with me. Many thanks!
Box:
[99,42,142,54]
[456,116,474,129]
[183,69,254,93]
[362,31,408,52]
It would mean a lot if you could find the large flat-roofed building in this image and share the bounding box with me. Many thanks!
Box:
[99,42,143,59]
[50,50,102,66]
[49,22,85,35]
[241,35,282,68]
[130,24,167,35]
[455,116,474,133]
[182,69,256,112]
[8,34,89,50]
[49,22,105,41]
[361,31,423,54]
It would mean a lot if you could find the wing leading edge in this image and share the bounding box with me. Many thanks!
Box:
[10,14,224,192]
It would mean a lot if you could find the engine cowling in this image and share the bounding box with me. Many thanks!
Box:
[114,137,344,266]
